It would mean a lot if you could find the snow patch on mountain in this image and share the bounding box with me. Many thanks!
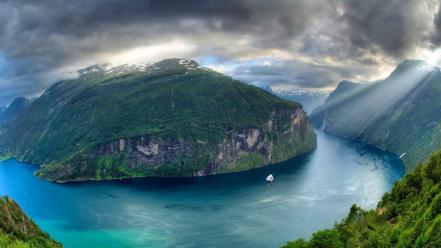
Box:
[78,58,213,77]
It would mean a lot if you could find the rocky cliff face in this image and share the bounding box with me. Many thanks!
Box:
[38,108,316,182]
[1,58,316,182]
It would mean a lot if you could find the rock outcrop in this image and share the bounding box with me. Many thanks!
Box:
[38,108,315,182]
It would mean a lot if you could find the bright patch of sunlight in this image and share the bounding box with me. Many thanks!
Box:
[316,63,433,129]
[108,40,196,65]
[423,48,441,67]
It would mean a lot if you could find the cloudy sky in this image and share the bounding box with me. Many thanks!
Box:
[1,0,441,105]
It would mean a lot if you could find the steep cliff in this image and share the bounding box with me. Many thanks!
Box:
[0,58,316,182]
[311,60,441,170]
[0,196,61,247]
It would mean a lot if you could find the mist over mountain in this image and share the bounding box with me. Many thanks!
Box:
[0,97,30,126]
[244,81,329,114]
[311,59,441,170]
[274,90,329,114]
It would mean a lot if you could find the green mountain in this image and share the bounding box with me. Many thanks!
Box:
[0,58,316,182]
[283,148,441,248]
[311,60,441,170]
[0,97,30,126]
[0,196,61,248]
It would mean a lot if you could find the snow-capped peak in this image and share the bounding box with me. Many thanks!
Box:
[78,58,213,78]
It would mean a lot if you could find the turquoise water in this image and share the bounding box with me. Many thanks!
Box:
[0,131,404,248]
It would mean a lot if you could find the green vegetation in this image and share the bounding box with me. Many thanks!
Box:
[0,196,61,248]
[0,59,316,182]
[216,153,265,173]
[283,150,441,248]
[0,154,12,161]
[311,60,441,170]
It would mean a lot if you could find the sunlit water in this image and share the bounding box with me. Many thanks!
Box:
[0,131,403,248]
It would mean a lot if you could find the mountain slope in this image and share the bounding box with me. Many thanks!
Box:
[0,58,316,182]
[0,97,30,126]
[311,60,441,170]
[0,196,61,248]
[283,148,441,248]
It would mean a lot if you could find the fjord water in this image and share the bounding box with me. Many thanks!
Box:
[0,131,403,248]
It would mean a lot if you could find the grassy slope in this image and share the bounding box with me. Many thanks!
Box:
[283,150,441,248]
[0,59,313,180]
[0,196,61,248]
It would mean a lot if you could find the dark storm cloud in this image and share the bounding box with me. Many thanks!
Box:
[1,0,320,67]
[229,59,371,90]
[341,0,437,58]
[233,62,336,88]
[431,3,441,46]
[0,0,337,105]
[0,0,440,105]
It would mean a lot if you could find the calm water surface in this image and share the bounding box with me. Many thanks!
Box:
[0,131,404,248]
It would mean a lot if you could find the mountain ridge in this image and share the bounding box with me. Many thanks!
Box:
[311,59,441,170]
[0,58,316,182]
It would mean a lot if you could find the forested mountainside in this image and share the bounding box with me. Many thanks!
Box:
[0,196,61,248]
[0,58,316,182]
[311,60,441,170]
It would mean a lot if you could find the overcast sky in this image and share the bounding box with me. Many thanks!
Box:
[1,0,441,105]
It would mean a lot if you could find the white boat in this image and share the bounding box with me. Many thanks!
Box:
[399,153,406,159]
[266,174,274,183]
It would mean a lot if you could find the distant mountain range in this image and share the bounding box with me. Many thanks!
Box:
[274,90,329,114]
[0,58,316,182]
[311,60,441,170]
[245,81,329,114]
